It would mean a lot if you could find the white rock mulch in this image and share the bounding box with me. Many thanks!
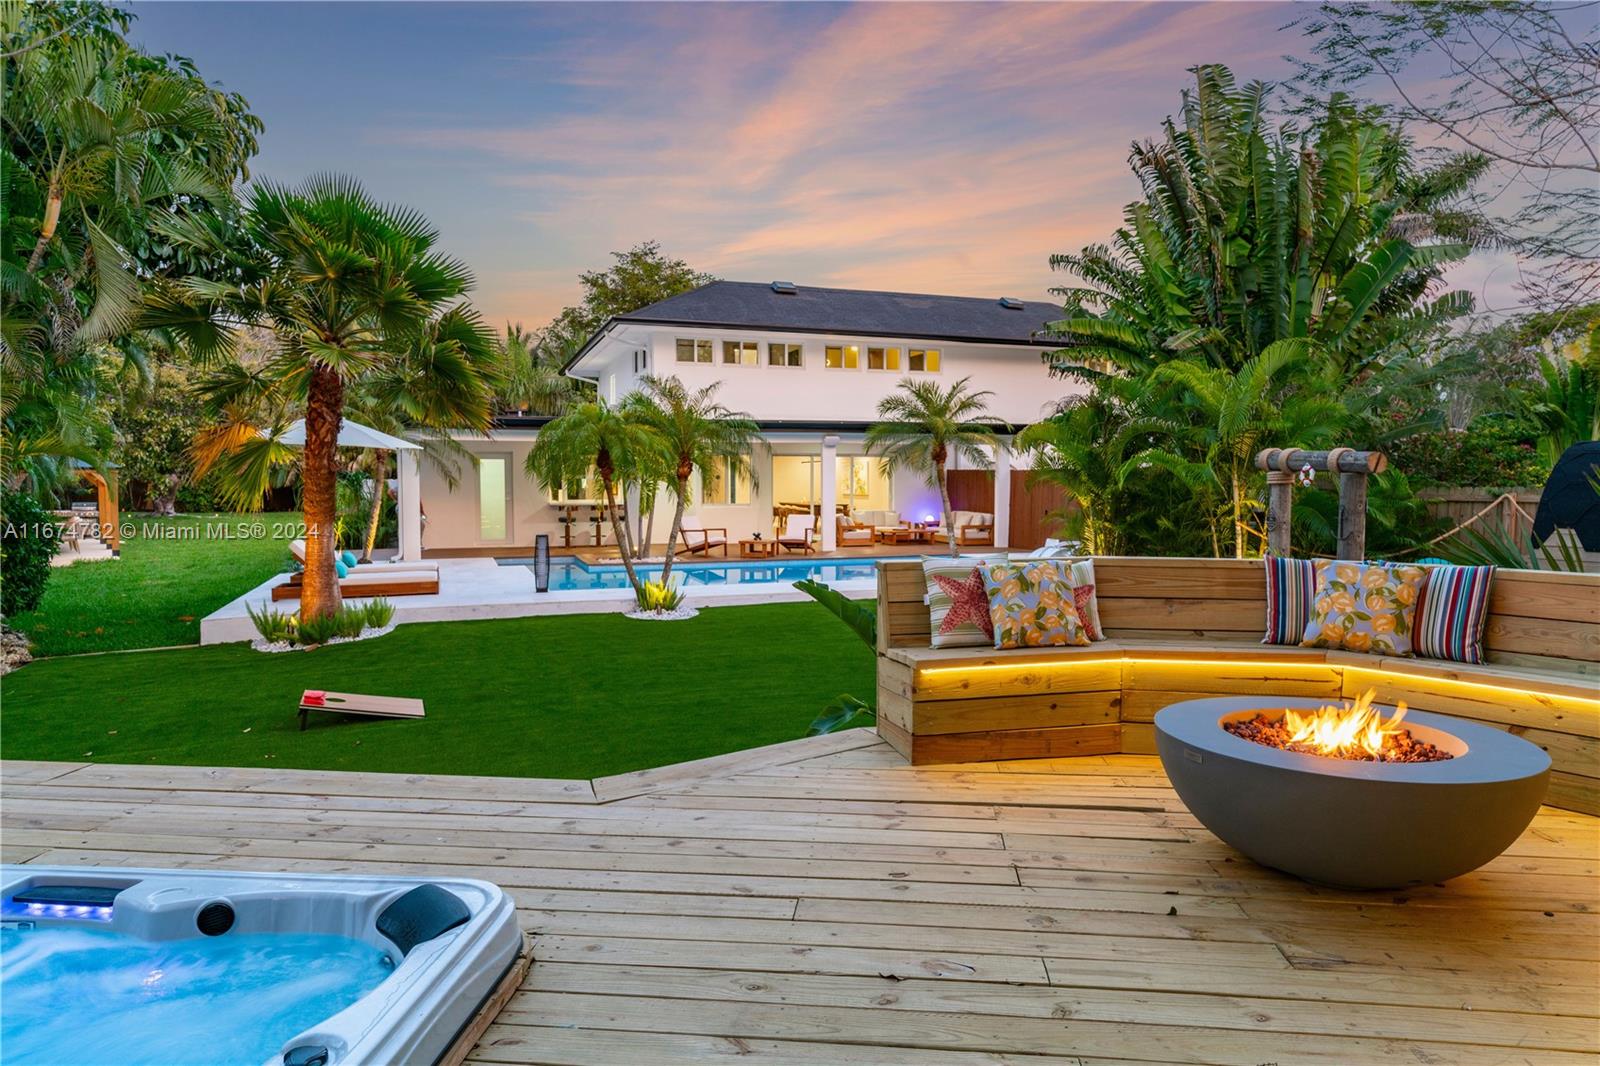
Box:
[623,606,699,622]
[250,622,397,653]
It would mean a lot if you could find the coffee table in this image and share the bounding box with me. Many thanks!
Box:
[877,526,930,545]
[739,538,779,558]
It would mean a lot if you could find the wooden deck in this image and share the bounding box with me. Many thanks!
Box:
[3,733,1597,1065]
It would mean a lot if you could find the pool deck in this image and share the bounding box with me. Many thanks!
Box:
[199,554,884,644]
[3,734,1595,1063]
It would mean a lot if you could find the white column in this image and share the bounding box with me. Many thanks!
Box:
[992,438,1012,549]
[624,482,642,554]
[397,448,423,561]
[819,435,839,552]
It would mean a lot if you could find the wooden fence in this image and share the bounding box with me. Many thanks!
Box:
[1418,488,1541,543]
[946,469,1077,550]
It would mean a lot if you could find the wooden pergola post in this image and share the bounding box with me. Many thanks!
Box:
[1254,448,1387,560]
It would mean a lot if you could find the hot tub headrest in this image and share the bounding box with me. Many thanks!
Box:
[376,883,470,956]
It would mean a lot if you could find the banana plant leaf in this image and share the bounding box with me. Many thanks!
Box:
[807,695,875,736]
[793,578,876,648]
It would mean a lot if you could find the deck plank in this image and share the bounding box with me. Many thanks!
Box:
[2,746,1595,1065]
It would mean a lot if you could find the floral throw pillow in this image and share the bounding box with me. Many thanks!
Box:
[981,560,1092,650]
[1299,560,1427,656]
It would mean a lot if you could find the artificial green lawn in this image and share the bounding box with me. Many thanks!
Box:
[0,604,876,780]
[10,513,298,656]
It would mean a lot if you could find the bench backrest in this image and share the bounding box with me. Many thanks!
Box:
[877,557,1600,677]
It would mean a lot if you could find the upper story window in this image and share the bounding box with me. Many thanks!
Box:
[723,340,759,366]
[768,342,803,368]
[908,348,941,372]
[824,344,860,369]
[867,346,900,371]
[676,339,712,363]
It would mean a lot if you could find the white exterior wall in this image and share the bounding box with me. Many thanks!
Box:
[607,328,1065,426]
[416,324,1071,553]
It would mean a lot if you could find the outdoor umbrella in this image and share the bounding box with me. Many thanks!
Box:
[1532,441,1600,551]
[279,418,420,451]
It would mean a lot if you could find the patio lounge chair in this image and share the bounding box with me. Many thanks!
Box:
[288,541,438,573]
[931,511,995,546]
[837,513,875,547]
[272,568,440,601]
[677,517,728,556]
[777,513,816,553]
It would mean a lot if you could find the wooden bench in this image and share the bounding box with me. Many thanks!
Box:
[876,558,1600,815]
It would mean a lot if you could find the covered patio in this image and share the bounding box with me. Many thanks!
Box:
[4,734,1594,1064]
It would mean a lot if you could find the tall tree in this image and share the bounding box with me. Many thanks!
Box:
[1,0,260,490]
[1040,65,1485,557]
[541,241,714,356]
[1290,2,1599,311]
[151,175,498,618]
[866,378,998,557]
[626,376,759,580]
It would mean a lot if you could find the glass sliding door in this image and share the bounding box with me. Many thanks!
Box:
[477,453,511,542]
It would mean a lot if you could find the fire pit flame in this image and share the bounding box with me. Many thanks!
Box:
[1285,689,1409,759]
[1224,689,1453,763]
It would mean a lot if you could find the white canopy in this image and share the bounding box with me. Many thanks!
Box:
[280,418,420,451]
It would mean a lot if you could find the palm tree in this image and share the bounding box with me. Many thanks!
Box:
[149,175,496,618]
[1144,340,1344,556]
[626,376,760,581]
[1015,380,1174,555]
[866,377,998,557]
[495,323,591,416]
[525,398,663,600]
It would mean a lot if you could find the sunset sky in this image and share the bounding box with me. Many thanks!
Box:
[128,1,1522,330]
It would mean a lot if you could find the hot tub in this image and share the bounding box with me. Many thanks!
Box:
[0,865,524,1066]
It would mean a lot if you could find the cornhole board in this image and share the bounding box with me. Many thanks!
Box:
[299,690,425,731]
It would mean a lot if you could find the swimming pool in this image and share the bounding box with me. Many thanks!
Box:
[0,866,522,1066]
[500,553,919,590]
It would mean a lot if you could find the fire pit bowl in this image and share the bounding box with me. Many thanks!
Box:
[1155,696,1550,889]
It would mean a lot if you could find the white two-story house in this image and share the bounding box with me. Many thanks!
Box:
[406,280,1079,556]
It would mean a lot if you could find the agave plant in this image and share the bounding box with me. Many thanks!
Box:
[634,577,686,614]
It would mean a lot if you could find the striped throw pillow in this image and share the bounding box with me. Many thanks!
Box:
[923,555,1005,648]
[1262,556,1317,645]
[1413,564,1496,664]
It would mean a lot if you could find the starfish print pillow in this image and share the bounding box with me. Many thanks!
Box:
[981,560,1092,650]
[922,556,1002,647]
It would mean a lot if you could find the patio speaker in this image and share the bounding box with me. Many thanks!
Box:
[534,534,550,593]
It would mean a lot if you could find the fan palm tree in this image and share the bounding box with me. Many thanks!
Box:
[148,175,497,618]
[525,398,664,600]
[626,376,760,581]
[866,377,999,557]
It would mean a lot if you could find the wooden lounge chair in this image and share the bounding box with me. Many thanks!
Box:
[837,513,875,547]
[289,539,438,575]
[777,513,816,554]
[677,517,728,556]
[299,690,425,731]
[931,510,995,546]
[272,569,439,600]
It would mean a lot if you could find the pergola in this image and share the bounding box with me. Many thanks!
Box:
[69,459,121,555]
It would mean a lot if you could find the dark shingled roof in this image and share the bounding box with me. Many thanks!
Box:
[567,281,1062,370]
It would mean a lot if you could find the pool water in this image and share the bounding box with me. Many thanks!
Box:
[502,555,915,591]
[0,926,392,1066]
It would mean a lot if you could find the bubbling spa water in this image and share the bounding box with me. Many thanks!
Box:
[0,925,391,1066]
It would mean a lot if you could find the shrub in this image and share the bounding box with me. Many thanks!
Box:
[333,605,366,640]
[1,490,57,616]
[361,598,395,629]
[1386,413,1549,489]
[294,610,342,646]
[634,577,685,613]
[245,603,298,644]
